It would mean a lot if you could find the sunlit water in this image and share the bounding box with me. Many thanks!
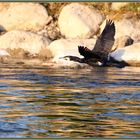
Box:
[0,64,140,138]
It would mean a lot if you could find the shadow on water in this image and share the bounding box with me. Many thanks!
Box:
[0,64,140,138]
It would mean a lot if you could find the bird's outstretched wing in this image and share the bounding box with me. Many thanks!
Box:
[78,46,96,59]
[78,19,115,60]
[93,19,115,57]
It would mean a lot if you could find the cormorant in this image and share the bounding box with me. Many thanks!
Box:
[63,19,130,68]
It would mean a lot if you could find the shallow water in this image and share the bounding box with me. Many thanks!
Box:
[0,64,140,138]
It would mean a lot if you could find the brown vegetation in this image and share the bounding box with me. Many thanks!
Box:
[41,2,140,21]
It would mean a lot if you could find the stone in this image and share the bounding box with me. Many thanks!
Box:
[0,49,10,63]
[0,49,10,57]
[115,19,140,42]
[100,19,140,42]
[111,42,140,66]
[0,2,51,31]
[58,3,104,39]
[0,30,51,58]
[112,35,134,51]
[48,38,96,61]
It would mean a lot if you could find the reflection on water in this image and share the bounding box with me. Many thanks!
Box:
[0,64,140,138]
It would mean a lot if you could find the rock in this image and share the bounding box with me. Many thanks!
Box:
[111,42,140,66]
[112,35,134,51]
[100,19,140,42]
[48,38,96,61]
[0,49,10,63]
[0,49,10,57]
[0,30,51,58]
[58,3,104,39]
[0,2,51,31]
[115,19,140,42]
[111,2,128,11]
[131,20,140,42]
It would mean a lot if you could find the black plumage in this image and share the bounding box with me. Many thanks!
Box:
[62,19,130,68]
[78,19,115,64]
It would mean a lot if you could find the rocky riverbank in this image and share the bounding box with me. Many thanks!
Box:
[0,2,140,67]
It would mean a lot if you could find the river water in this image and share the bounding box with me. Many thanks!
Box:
[0,64,140,138]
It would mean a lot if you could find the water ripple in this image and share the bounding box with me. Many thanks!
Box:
[0,65,140,138]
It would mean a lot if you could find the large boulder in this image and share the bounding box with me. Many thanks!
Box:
[43,39,97,68]
[111,42,140,66]
[0,2,51,31]
[58,3,104,39]
[115,19,140,42]
[48,38,96,60]
[48,36,134,60]
[112,35,134,51]
[0,30,51,57]
[100,19,140,42]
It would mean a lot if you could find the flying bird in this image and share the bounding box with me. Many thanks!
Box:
[78,19,115,66]
[62,19,130,68]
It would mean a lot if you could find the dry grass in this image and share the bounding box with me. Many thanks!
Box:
[41,2,140,21]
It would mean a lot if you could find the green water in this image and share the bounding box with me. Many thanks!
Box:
[0,64,140,138]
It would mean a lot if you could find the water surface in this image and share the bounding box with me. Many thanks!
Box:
[0,64,140,138]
